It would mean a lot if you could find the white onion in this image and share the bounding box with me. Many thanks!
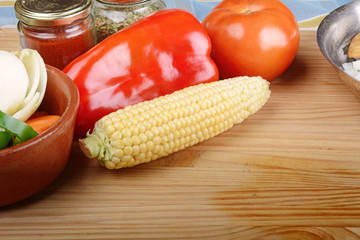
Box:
[0,49,47,122]
[12,49,47,121]
[0,51,29,116]
[342,60,360,82]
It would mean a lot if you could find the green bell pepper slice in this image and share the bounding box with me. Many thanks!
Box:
[0,131,12,150]
[0,110,38,148]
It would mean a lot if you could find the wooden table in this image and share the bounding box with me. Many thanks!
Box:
[1,28,360,239]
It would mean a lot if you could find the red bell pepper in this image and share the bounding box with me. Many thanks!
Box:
[63,9,219,137]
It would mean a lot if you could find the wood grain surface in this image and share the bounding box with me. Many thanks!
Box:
[1,28,360,239]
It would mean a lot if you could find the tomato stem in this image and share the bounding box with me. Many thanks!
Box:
[242,9,253,14]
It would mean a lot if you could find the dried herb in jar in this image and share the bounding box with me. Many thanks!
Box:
[93,0,166,43]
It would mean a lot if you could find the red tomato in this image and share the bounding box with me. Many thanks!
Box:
[202,0,300,81]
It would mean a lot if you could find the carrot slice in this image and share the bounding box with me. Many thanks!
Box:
[25,115,60,134]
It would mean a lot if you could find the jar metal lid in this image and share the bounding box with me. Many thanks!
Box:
[95,0,149,5]
[15,0,93,26]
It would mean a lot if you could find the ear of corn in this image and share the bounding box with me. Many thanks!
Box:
[80,76,271,169]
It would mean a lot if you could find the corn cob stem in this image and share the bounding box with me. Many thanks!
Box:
[80,76,271,169]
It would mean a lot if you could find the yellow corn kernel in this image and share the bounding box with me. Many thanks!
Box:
[80,76,271,169]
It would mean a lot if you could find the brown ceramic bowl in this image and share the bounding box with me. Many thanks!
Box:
[0,65,79,207]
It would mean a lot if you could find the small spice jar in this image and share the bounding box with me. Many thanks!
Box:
[93,0,166,43]
[15,0,96,70]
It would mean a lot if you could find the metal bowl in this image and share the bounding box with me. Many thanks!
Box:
[317,0,360,98]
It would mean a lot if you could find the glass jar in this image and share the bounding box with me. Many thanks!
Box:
[15,0,96,70]
[93,0,166,43]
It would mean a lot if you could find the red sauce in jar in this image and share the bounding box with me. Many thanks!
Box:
[18,16,95,70]
[15,0,96,70]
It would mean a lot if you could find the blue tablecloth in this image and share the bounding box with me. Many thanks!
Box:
[0,0,354,29]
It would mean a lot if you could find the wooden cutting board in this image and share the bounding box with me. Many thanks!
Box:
[1,28,360,239]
